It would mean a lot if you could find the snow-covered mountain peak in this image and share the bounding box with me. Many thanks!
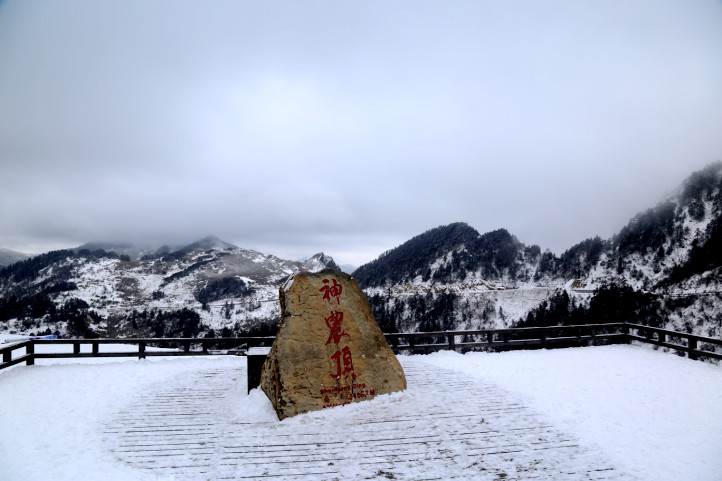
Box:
[300,252,340,272]
[179,236,238,252]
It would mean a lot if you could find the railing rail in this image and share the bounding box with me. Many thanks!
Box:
[0,340,34,369]
[0,336,275,371]
[625,324,722,361]
[383,323,722,361]
[2,322,721,372]
[384,322,629,353]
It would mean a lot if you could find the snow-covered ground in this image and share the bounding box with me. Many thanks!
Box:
[0,344,720,481]
[424,346,722,481]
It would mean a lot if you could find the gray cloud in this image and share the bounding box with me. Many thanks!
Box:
[1,0,722,266]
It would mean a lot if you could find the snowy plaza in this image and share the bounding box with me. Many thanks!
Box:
[1,344,721,481]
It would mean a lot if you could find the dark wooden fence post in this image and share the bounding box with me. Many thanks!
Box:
[688,337,698,360]
[3,349,10,364]
[73,342,81,356]
[92,342,99,356]
[138,342,146,360]
[448,334,456,351]
[26,342,35,366]
[247,347,270,393]
[183,340,191,353]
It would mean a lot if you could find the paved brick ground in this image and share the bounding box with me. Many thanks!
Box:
[104,357,628,481]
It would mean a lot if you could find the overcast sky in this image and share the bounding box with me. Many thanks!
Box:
[1,0,721,267]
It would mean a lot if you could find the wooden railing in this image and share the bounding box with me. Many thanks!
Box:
[385,322,629,352]
[625,324,722,361]
[0,336,275,371]
[384,323,722,361]
[2,323,721,372]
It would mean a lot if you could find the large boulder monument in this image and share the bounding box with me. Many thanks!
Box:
[260,269,406,420]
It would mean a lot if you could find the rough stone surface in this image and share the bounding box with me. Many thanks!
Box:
[260,269,406,420]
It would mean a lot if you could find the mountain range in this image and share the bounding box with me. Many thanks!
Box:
[0,238,339,338]
[355,162,722,340]
[72,235,239,261]
[1,162,721,342]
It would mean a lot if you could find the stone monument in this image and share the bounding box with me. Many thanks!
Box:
[260,269,406,420]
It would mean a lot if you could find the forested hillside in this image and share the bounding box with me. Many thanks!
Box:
[358,162,722,340]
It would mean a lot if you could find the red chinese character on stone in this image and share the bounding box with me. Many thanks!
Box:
[320,278,342,305]
[330,346,356,380]
[325,310,350,345]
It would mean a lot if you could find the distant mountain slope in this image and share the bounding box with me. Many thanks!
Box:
[357,162,722,340]
[339,264,356,275]
[588,160,722,291]
[178,235,238,252]
[355,223,552,333]
[75,235,238,261]
[0,238,339,339]
[0,248,29,267]
[354,223,537,288]
[75,241,172,261]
